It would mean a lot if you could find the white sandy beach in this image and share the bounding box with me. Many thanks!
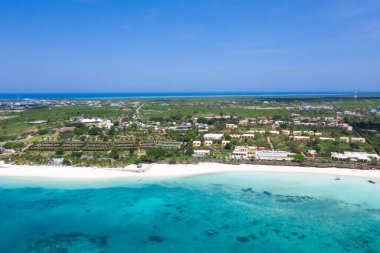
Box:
[0,163,380,180]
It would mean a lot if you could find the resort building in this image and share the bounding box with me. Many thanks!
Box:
[192,141,201,147]
[79,117,103,124]
[256,151,292,160]
[314,132,323,137]
[290,136,310,141]
[230,134,241,138]
[204,140,213,146]
[303,131,314,136]
[169,125,190,131]
[307,150,317,156]
[281,130,291,136]
[269,130,280,135]
[351,137,366,143]
[319,137,335,141]
[157,141,182,149]
[331,152,380,162]
[204,133,224,140]
[293,131,302,136]
[339,137,350,143]
[193,150,210,158]
[242,133,255,138]
[231,146,257,160]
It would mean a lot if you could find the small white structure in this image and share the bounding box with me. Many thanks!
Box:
[204,140,213,146]
[339,137,350,143]
[290,136,310,141]
[204,133,223,140]
[192,141,201,147]
[242,133,255,138]
[230,134,241,138]
[221,140,230,146]
[269,130,280,135]
[52,158,64,165]
[293,131,303,136]
[103,120,114,130]
[351,137,366,143]
[281,130,291,136]
[319,137,335,141]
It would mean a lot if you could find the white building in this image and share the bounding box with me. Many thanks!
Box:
[204,140,213,146]
[102,120,114,130]
[331,152,379,162]
[242,133,255,138]
[290,136,310,141]
[192,141,201,147]
[351,137,366,143]
[339,137,350,143]
[222,140,230,146]
[293,131,302,136]
[256,150,292,160]
[204,133,224,140]
[319,137,335,141]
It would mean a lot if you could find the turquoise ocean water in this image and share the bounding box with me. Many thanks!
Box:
[0,171,379,253]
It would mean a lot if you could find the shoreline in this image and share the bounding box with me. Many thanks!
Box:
[1,163,380,181]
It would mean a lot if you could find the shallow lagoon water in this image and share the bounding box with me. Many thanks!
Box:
[0,171,380,253]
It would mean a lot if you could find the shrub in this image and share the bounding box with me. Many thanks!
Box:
[55,148,64,155]
[3,142,25,149]
[293,154,305,163]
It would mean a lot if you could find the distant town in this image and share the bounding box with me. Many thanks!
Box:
[1,94,379,168]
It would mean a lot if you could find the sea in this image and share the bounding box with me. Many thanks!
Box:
[0,171,379,253]
[1,91,380,100]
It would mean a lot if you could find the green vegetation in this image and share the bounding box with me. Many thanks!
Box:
[1,95,379,167]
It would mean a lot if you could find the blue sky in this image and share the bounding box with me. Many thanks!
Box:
[1,0,380,93]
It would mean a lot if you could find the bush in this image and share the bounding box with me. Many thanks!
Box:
[74,127,86,135]
[293,154,305,163]
[62,158,71,165]
[224,143,233,150]
[109,148,120,160]
[55,148,64,155]
[88,127,103,135]
[145,148,166,161]
[71,151,83,158]
[185,148,194,156]
[3,142,25,149]
[169,157,177,164]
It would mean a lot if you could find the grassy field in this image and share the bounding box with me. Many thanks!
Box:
[0,106,132,137]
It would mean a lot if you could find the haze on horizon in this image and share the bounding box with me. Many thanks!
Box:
[1,0,380,93]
